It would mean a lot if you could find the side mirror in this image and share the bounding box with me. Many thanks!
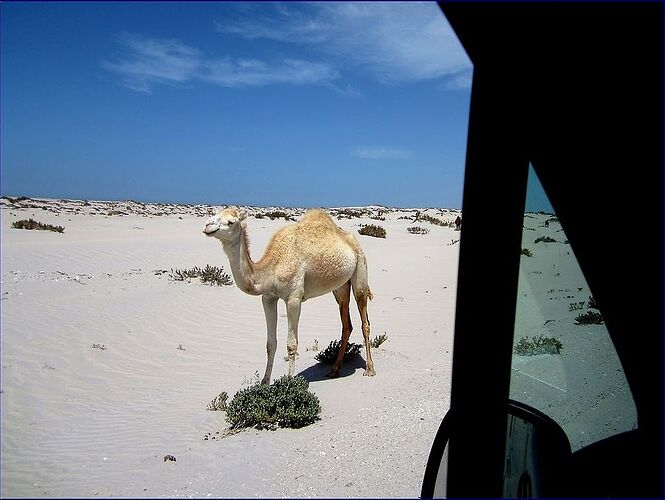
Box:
[421,400,572,498]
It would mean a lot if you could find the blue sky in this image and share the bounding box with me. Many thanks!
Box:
[1,2,474,208]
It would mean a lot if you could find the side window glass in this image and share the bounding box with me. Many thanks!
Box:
[509,165,637,451]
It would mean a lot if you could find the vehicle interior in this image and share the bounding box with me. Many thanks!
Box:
[422,2,663,497]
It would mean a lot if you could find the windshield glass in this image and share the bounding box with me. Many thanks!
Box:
[509,165,637,451]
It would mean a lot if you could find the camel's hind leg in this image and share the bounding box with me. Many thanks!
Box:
[329,280,353,378]
[351,254,376,376]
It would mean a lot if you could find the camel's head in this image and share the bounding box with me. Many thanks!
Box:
[203,207,247,242]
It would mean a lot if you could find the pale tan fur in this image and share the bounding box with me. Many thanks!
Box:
[203,207,376,383]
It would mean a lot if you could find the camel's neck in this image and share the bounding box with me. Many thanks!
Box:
[222,226,262,296]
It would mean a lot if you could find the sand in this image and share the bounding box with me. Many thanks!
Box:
[1,198,458,497]
[1,197,636,497]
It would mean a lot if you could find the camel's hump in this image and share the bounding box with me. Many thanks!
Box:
[300,208,331,220]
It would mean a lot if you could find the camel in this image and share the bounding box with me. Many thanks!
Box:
[203,207,376,384]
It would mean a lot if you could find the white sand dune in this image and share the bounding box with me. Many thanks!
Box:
[1,198,458,497]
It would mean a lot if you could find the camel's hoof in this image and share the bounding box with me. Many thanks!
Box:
[326,369,340,378]
[363,368,376,377]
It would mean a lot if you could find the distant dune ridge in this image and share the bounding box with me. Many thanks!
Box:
[2,196,623,497]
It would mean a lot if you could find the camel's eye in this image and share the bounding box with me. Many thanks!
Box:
[227,220,234,226]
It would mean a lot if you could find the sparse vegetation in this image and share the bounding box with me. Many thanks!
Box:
[225,375,321,430]
[206,392,228,411]
[91,343,107,350]
[358,224,386,238]
[169,265,233,286]
[12,219,64,233]
[514,335,564,356]
[535,236,557,244]
[414,213,453,227]
[575,310,604,325]
[568,301,585,311]
[371,333,388,348]
[315,340,362,365]
[407,226,429,235]
[263,210,296,221]
[588,296,599,309]
[334,208,368,219]
[306,339,320,352]
[521,248,533,257]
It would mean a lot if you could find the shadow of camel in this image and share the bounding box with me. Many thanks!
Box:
[297,355,367,382]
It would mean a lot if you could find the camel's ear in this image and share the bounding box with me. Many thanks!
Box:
[238,209,247,221]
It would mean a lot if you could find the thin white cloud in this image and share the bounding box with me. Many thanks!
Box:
[217,2,472,85]
[353,147,412,160]
[102,33,339,93]
[202,58,339,87]
[101,34,202,93]
[443,70,473,90]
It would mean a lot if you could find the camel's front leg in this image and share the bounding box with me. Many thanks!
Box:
[285,296,302,377]
[261,296,278,385]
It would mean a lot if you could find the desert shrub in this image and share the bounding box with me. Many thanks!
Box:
[315,340,362,365]
[169,267,200,281]
[169,265,233,286]
[199,264,233,286]
[568,301,585,311]
[369,215,386,221]
[535,236,557,244]
[417,213,446,226]
[407,226,430,235]
[521,248,533,257]
[225,376,320,430]
[263,210,296,221]
[12,219,64,233]
[358,224,386,238]
[334,208,367,219]
[514,335,563,356]
[588,296,599,309]
[371,333,388,348]
[575,310,604,325]
[207,392,229,411]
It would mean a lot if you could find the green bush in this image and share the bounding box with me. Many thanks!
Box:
[415,213,446,226]
[371,333,388,348]
[169,265,233,286]
[358,224,386,238]
[225,376,320,430]
[535,236,557,244]
[407,226,429,235]
[514,335,563,356]
[315,339,362,365]
[334,208,368,219]
[207,392,228,411]
[12,219,64,233]
[575,310,604,325]
[263,210,296,221]
[521,248,533,257]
